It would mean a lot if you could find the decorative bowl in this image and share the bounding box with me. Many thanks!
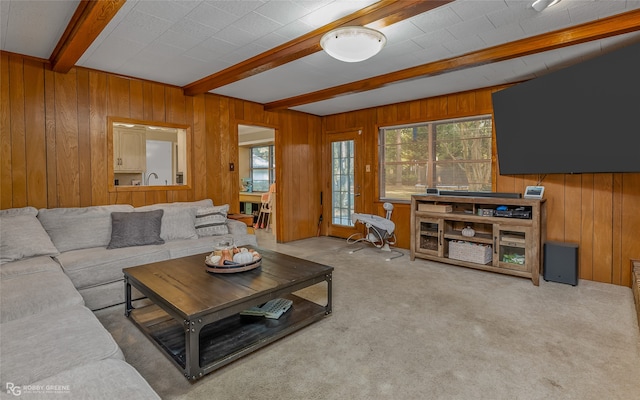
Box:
[204,248,262,274]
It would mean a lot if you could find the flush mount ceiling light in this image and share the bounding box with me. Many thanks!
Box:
[532,0,561,12]
[320,26,387,63]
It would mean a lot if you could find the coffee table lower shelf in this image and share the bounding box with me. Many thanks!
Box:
[129,294,327,376]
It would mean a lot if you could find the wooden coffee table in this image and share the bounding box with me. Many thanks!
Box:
[123,248,333,380]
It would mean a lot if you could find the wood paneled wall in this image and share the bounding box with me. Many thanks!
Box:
[324,88,640,287]
[0,53,322,243]
[2,52,638,286]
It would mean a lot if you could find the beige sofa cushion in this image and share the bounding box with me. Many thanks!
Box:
[18,359,160,399]
[37,205,134,252]
[135,203,203,241]
[137,199,213,209]
[0,215,59,264]
[0,256,61,279]
[0,305,124,386]
[0,270,84,323]
[0,206,38,217]
[55,245,170,290]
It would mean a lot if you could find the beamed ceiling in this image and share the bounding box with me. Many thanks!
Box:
[1,0,640,116]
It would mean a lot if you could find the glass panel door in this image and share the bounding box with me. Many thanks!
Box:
[332,139,355,226]
[326,131,361,238]
[415,217,442,256]
[494,225,530,272]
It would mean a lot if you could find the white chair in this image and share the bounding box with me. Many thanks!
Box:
[254,192,273,231]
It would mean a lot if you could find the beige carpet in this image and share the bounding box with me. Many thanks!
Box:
[95,231,640,399]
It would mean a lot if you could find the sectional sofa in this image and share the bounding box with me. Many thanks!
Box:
[0,199,257,398]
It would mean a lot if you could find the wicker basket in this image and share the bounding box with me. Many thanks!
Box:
[448,240,492,264]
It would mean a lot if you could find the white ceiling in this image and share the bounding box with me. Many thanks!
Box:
[2,0,639,116]
[238,124,275,146]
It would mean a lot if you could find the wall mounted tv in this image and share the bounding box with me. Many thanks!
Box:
[492,41,640,175]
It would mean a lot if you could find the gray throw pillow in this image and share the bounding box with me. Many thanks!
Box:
[195,205,230,237]
[107,210,165,249]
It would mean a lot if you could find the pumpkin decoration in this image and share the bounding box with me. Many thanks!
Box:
[233,248,254,264]
[461,226,475,237]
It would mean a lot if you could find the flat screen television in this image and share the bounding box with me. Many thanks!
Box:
[492,41,640,175]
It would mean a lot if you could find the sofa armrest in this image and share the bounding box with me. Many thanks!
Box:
[226,219,258,247]
[226,218,249,235]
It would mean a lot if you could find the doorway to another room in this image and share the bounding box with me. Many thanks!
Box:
[238,124,276,238]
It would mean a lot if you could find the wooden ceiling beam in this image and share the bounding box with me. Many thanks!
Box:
[50,0,125,73]
[265,8,640,112]
[182,0,453,96]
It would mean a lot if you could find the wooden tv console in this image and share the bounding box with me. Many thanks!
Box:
[410,195,546,285]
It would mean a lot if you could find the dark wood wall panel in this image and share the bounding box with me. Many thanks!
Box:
[24,59,48,209]
[9,54,26,208]
[593,174,614,283]
[622,174,640,285]
[203,94,223,206]
[54,69,80,207]
[89,71,108,206]
[580,174,595,281]
[277,111,322,242]
[44,68,57,208]
[191,94,207,202]
[563,174,582,245]
[76,68,91,207]
[612,174,623,285]
[0,53,11,208]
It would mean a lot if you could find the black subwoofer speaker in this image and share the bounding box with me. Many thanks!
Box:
[544,241,579,286]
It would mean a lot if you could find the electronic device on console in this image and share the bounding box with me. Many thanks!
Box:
[524,186,545,199]
[438,190,521,199]
[494,206,531,219]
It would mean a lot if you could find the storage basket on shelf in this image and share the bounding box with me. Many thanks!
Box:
[448,240,492,264]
